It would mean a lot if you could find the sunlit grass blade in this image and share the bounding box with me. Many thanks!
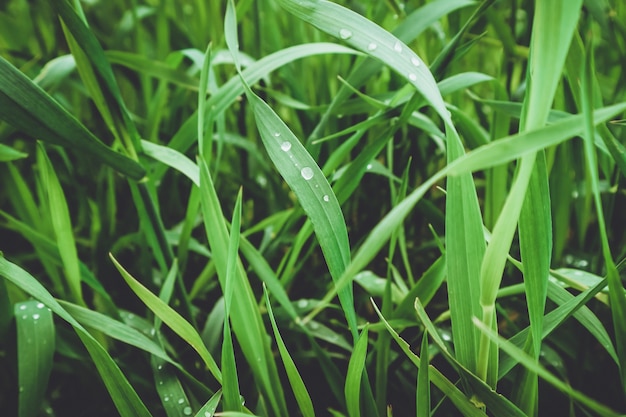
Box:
[37,144,83,305]
[0,256,152,416]
[264,287,315,417]
[109,254,222,383]
[15,300,55,417]
[0,56,145,179]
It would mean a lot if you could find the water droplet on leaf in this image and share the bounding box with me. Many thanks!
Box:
[280,141,291,152]
[300,167,314,180]
[339,29,353,40]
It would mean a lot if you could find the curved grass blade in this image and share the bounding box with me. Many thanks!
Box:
[109,254,222,383]
[0,56,145,179]
[224,0,356,337]
[0,256,152,417]
[195,390,222,417]
[265,287,315,417]
[15,300,55,417]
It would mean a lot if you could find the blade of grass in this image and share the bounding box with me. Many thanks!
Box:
[581,37,626,395]
[225,0,356,337]
[473,318,622,417]
[264,286,315,417]
[345,325,369,417]
[15,300,55,417]
[109,254,222,383]
[417,332,430,417]
[221,190,242,412]
[198,159,287,416]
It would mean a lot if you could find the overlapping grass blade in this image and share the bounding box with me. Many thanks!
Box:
[0,56,145,179]
[37,144,83,305]
[0,144,27,162]
[198,159,287,416]
[416,332,430,417]
[371,301,487,417]
[0,256,152,417]
[221,190,242,412]
[152,356,193,417]
[473,319,622,417]
[580,39,626,394]
[15,300,55,417]
[109,254,222,383]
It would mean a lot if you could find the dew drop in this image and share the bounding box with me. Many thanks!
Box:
[19,305,27,311]
[204,412,212,417]
[32,314,40,320]
[19,386,24,392]
[323,195,330,202]
[408,73,417,81]
[280,141,291,152]
[36,303,45,309]
[366,163,373,170]
[183,406,193,415]
[159,380,163,385]
[297,299,308,308]
[157,365,163,370]
[164,396,170,402]
[339,28,353,40]
[411,57,421,67]
[273,132,281,137]
[393,41,402,53]
[309,322,320,330]
[300,167,314,180]
[21,314,27,320]
[367,42,377,51]
[178,398,185,405]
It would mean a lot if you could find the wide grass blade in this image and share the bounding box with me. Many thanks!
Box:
[0,56,144,179]
[0,256,152,417]
[15,300,55,417]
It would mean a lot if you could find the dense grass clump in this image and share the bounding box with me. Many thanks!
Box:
[1,0,626,416]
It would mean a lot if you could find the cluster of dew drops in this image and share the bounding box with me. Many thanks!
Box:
[273,132,331,203]
[337,28,421,82]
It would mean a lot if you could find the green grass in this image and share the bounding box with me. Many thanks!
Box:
[1,0,626,416]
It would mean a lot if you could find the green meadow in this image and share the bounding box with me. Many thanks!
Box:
[1,0,626,416]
